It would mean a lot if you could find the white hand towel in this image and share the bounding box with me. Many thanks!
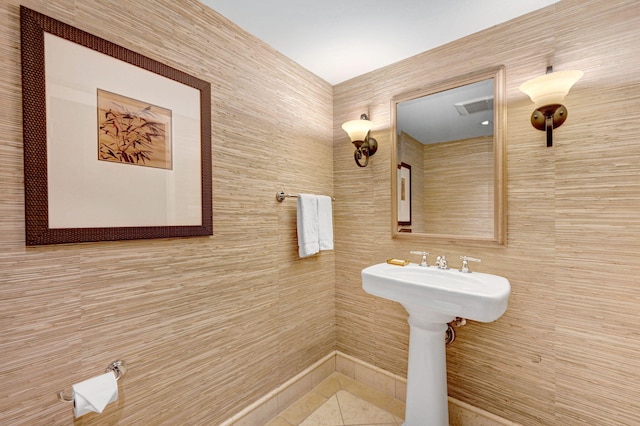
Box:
[72,372,118,417]
[317,195,334,251]
[297,194,319,257]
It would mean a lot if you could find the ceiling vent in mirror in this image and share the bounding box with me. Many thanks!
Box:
[454,96,494,116]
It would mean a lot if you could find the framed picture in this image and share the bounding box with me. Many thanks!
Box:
[397,162,411,225]
[20,6,212,245]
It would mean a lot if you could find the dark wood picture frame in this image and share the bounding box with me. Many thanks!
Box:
[20,6,212,245]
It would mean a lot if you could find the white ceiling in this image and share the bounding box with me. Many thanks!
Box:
[199,0,559,85]
[397,78,494,145]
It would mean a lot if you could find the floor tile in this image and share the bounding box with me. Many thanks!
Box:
[269,372,405,426]
[336,390,400,425]
[338,376,405,419]
[264,416,294,426]
[279,391,328,425]
[313,374,344,399]
[299,395,343,426]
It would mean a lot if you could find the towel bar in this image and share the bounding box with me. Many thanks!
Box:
[276,191,335,202]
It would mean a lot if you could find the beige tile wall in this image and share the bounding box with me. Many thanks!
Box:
[2,0,640,425]
[334,0,640,424]
[423,136,494,238]
[0,0,334,424]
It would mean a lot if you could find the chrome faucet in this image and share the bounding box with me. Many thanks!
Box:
[436,255,448,270]
[459,256,481,273]
[410,251,429,267]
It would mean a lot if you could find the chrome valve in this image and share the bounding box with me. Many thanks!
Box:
[410,251,429,267]
[459,256,481,273]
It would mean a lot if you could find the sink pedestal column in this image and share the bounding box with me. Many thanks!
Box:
[403,308,454,426]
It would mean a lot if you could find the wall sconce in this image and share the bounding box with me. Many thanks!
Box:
[519,66,583,147]
[341,114,378,167]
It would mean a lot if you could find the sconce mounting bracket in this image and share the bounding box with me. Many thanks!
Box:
[352,137,378,156]
[352,134,378,167]
[530,104,567,131]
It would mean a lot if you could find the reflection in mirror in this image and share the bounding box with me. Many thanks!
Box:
[392,67,505,244]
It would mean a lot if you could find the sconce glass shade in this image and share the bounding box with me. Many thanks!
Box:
[342,114,378,167]
[519,70,583,105]
[342,118,373,142]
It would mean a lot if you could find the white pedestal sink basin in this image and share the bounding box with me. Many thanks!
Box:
[362,262,510,426]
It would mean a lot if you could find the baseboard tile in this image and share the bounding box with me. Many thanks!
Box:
[336,351,520,425]
[335,351,407,402]
[448,396,523,426]
[220,351,335,426]
[223,350,518,426]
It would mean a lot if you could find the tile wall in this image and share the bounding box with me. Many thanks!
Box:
[333,0,640,424]
[0,0,334,424]
[1,0,639,425]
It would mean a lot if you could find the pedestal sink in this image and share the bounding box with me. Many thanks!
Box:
[361,262,510,426]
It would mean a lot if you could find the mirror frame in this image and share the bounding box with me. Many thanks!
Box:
[391,66,506,245]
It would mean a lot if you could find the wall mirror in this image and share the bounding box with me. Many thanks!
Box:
[391,66,506,245]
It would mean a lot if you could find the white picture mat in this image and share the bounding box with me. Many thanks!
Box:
[398,165,411,223]
[44,33,202,229]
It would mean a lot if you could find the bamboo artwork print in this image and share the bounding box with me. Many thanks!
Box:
[98,89,173,169]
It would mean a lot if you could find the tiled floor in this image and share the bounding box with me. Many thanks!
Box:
[266,372,405,426]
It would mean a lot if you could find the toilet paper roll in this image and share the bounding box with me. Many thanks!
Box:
[72,372,118,417]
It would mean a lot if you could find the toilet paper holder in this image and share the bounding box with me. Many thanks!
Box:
[57,360,126,402]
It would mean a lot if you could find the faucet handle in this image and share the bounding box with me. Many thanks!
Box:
[410,251,429,267]
[459,256,481,273]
